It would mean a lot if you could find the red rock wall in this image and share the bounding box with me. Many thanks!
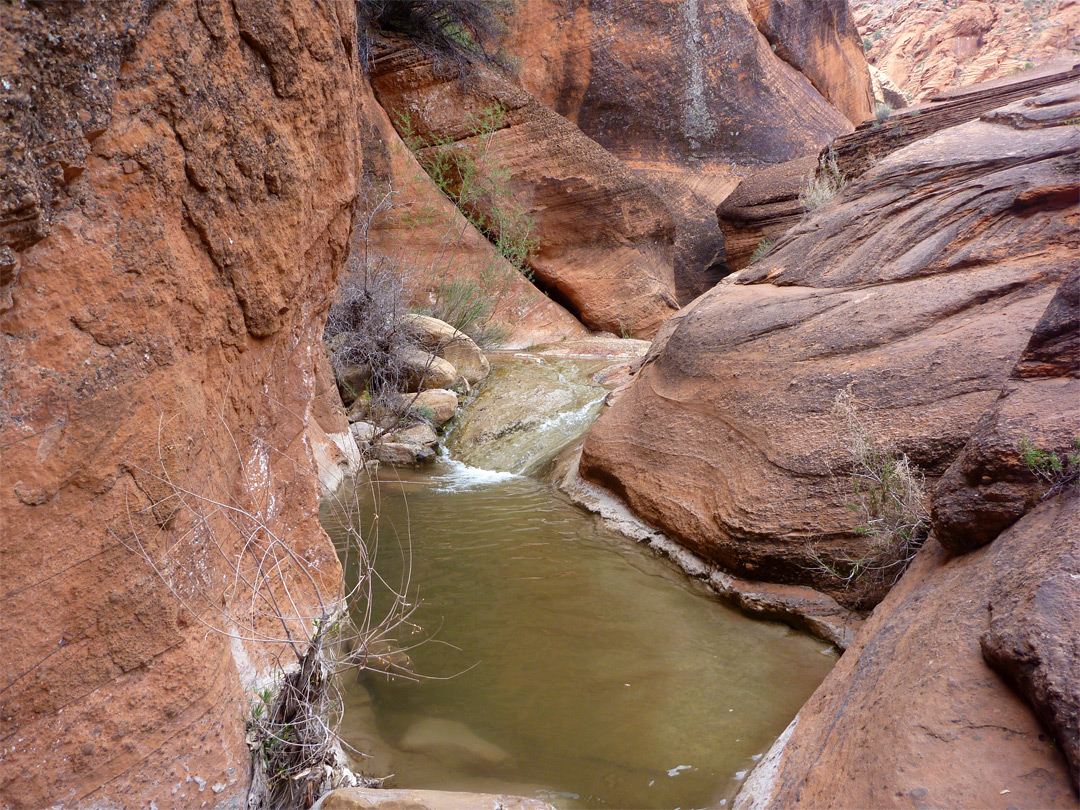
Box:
[853,0,1080,102]
[581,88,1079,609]
[0,1,362,807]
[505,0,862,167]
[369,39,679,338]
[355,77,590,348]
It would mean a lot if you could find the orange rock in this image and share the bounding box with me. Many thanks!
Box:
[580,88,1079,610]
[505,0,859,165]
[0,1,362,807]
[356,76,589,349]
[853,0,1080,102]
[735,506,1078,810]
[368,37,680,338]
[747,0,875,125]
[504,0,868,301]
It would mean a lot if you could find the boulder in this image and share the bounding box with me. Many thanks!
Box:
[403,313,490,385]
[369,37,680,338]
[933,269,1080,554]
[869,64,907,110]
[393,347,458,393]
[393,389,459,428]
[335,363,374,406]
[580,89,1078,608]
[372,441,436,467]
[316,788,553,810]
[715,156,818,273]
[372,423,438,467]
[312,349,363,482]
[733,500,1078,809]
[350,422,379,447]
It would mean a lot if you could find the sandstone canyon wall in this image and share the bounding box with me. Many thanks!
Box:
[368,38,680,338]
[354,77,590,349]
[0,1,362,807]
[734,269,1080,808]
[505,0,873,303]
[581,87,1079,610]
[852,0,1080,102]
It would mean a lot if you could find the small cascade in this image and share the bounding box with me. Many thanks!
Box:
[441,354,610,476]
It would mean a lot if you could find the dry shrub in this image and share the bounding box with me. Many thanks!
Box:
[119,409,423,809]
[808,387,930,593]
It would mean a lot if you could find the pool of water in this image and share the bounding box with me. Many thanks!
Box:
[322,460,836,809]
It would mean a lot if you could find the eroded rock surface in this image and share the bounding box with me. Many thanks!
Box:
[933,268,1080,553]
[369,38,679,338]
[581,90,1078,608]
[853,0,1080,102]
[507,0,861,165]
[715,156,818,273]
[0,1,362,807]
[506,0,869,301]
[747,0,874,125]
[734,501,1078,810]
[829,63,1080,179]
[356,77,588,349]
[980,495,1080,788]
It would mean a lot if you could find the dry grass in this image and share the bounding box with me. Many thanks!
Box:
[808,387,930,592]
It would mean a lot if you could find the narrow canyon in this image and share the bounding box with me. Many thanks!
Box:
[1,2,1076,809]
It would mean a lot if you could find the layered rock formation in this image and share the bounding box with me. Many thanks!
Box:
[581,88,1078,609]
[933,268,1079,554]
[714,156,817,273]
[733,260,1080,807]
[368,38,679,338]
[1,1,362,807]
[716,64,1079,270]
[506,0,872,302]
[355,78,589,348]
[853,0,1080,102]
[734,497,1078,810]
[830,63,1080,179]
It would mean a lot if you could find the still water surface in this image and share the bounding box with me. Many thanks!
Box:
[323,460,836,809]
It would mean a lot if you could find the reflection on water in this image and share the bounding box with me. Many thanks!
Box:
[322,463,836,810]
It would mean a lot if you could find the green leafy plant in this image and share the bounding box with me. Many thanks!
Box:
[749,237,774,264]
[1019,436,1080,498]
[874,102,893,123]
[395,104,537,347]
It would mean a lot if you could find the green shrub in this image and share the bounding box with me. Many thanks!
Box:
[749,237,774,264]
[1019,436,1080,498]
[396,104,536,347]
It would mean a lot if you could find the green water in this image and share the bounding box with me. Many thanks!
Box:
[322,464,836,809]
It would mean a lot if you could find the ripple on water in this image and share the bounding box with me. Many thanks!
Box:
[324,354,836,809]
